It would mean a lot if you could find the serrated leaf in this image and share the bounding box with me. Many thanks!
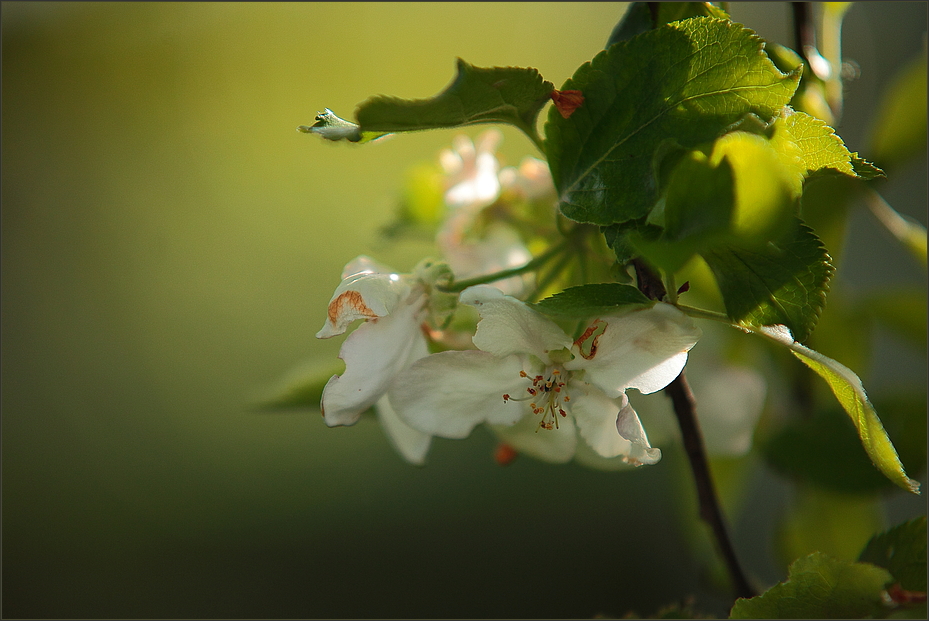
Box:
[701,220,833,343]
[729,552,893,619]
[859,517,928,591]
[531,283,652,319]
[545,17,800,226]
[755,324,921,495]
[355,58,554,142]
[297,108,389,144]
[606,1,731,47]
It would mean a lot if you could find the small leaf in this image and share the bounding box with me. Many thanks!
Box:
[531,283,652,319]
[729,552,893,619]
[356,58,554,142]
[754,324,920,494]
[772,111,885,181]
[297,108,389,144]
[701,220,833,343]
[546,17,800,226]
[859,516,928,591]
[606,2,731,47]
[251,360,342,411]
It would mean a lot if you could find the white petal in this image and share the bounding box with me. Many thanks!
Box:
[340,255,397,280]
[376,395,432,465]
[439,224,532,298]
[616,401,661,466]
[570,384,634,459]
[316,272,412,339]
[567,303,700,396]
[490,412,577,464]
[460,285,572,359]
[389,350,529,438]
[320,296,427,426]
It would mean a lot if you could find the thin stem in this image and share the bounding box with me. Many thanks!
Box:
[634,260,756,601]
[437,240,568,293]
[526,246,575,302]
[674,303,733,325]
[665,373,757,600]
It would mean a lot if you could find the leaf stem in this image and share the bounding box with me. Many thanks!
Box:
[437,240,568,293]
[674,303,733,325]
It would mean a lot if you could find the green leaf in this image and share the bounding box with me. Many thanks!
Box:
[754,324,921,495]
[355,58,554,143]
[701,220,833,343]
[545,17,800,226]
[531,283,652,319]
[869,48,928,171]
[729,552,893,619]
[250,359,341,411]
[606,1,731,47]
[859,517,928,591]
[297,108,389,144]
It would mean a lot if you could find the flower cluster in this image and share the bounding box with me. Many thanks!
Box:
[315,132,704,467]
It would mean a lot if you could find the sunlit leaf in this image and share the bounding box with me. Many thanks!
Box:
[701,220,832,343]
[755,324,920,494]
[606,1,731,47]
[545,17,800,226]
[531,283,652,319]
[859,517,928,591]
[729,552,893,619]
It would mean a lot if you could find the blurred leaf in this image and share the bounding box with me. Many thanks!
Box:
[545,17,800,226]
[861,286,928,349]
[605,1,731,47]
[862,188,928,269]
[251,359,341,411]
[297,108,388,144]
[701,220,832,343]
[632,150,734,273]
[729,552,893,619]
[531,283,652,319]
[869,48,928,170]
[775,487,884,565]
[859,517,928,591]
[754,325,921,494]
[356,58,554,143]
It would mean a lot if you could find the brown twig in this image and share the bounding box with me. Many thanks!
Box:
[632,257,757,601]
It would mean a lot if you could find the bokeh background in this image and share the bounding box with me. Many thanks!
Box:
[3,2,926,618]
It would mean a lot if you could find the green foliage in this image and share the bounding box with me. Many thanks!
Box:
[729,552,893,619]
[859,517,928,592]
[357,58,553,143]
[702,221,833,343]
[297,108,388,144]
[531,283,652,319]
[755,325,920,494]
[869,48,928,171]
[545,17,801,227]
[606,1,731,47]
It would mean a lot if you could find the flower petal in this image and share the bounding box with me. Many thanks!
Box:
[570,384,635,459]
[389,350,529,438]
[376,395,432,465]
[490,412,577,464]
[320,296,427,426]
[616,401,661,466]
[460,285,572,359]
[316,271,412,338]
[567,303,700,396]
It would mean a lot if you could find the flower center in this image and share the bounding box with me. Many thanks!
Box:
[502,366,570,431]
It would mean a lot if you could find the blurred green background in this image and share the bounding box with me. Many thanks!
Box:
[2,2,926,618]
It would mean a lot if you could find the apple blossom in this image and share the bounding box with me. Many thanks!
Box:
[388,285,701,465]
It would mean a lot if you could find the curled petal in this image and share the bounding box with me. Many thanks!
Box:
[460,285,572,359]
[320,296,428,426]
[389,350,529,438]
[490,412,577,464]
[316,272,412,339]
[376,395,432,466]
[567,303,700,397]
[340,255,398,280]
[570,385,635,459]
[616,401,661,466]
